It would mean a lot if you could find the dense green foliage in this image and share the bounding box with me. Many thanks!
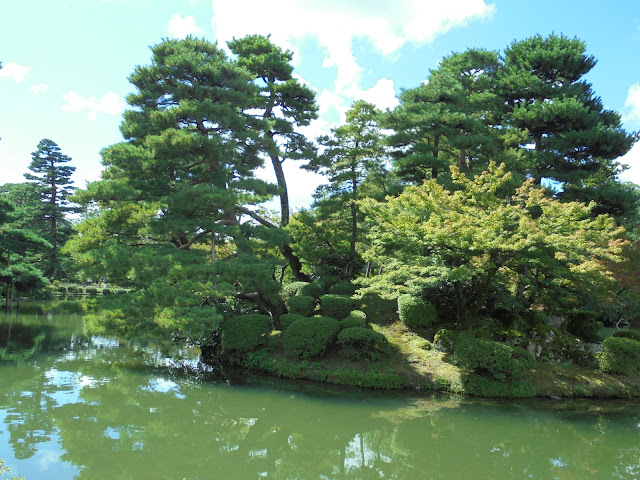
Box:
[220,314,273,362]
[567,310,601,342]
[278,313,304,331]
[453,336,536,381]
[337,327,388,360]
[612,330,640,342]
[285,295,316,316]
[3,33,639,393]
[340,310,368,329]
[24,139,77,279]
[360,163,626,329]
[397,294,437,329]
[282,316,340,359]
[598,337,640,375]
[320,294,359,320]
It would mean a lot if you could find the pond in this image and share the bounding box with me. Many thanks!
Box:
[1,307,639,479]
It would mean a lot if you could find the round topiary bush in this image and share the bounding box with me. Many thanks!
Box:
[397,294,437,329]
[329,282,357,296]
[337,327,388,360]
[85,287,98,296]
[279,313,304,331]
[599,336,640,375]
[285,295,316,316]
[282,316,340,359]
[281,281,309,300]
[101,288,112,295]
[320,294,359,320]
[299,280,325,299]
[340,310,367,330]
[453,336,536,381]
[612,330,640,342]
[221,314,273,363]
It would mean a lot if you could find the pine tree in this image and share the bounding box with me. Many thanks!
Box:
[501,34,636,187]
[24,139,76,279]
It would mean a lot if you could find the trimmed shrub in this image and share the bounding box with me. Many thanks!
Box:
[85,287,98,296]
[279,313,304,331]
[329,282,357,296]
[338,327,387,360]
[285,295,316,316]
[567,310,601,342]
[67,285,83,294]
[299,280,325,299]
[397,294,437,329]
[613,330,640,342]
[102,288,112,295]
[281,281,309,300]
[320,294,359,320]
[599,337,640,375]
[340,310,367,330]
[282,316,340,359]
[221,314,273,362]
[453,336,536,381]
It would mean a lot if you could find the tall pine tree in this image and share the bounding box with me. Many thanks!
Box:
[24,139,76,279]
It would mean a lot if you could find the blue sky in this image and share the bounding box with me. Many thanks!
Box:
[1,0,640,209]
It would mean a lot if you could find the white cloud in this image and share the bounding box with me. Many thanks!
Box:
[0,62,30,82]
[62,91,126,120]
[622,83,640,126]
[617,141,640,186]
[357,78,399,111]
[168,13,203,39]
[211,0,494,96]
[29,83,49,95]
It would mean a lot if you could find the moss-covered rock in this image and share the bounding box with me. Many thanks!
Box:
[433,328,456,353]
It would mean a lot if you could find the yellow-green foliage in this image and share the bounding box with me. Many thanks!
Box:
[282,316,339,359]
[599,337,640,375]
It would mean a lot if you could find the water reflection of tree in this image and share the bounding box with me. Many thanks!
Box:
[3,315,640,479]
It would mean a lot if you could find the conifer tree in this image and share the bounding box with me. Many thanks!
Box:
[24,138,76,279]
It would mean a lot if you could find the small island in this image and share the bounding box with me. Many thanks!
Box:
[2,33,640,399]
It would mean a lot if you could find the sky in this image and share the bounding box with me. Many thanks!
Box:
[1,0,640,210]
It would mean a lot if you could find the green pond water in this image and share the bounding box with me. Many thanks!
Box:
[1,309,640,480]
